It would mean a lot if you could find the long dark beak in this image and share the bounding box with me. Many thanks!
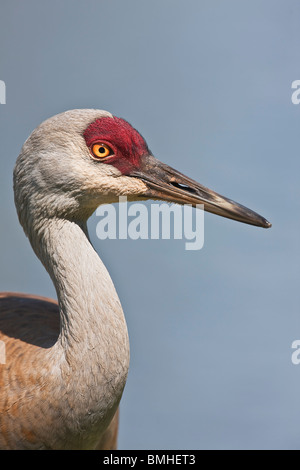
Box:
[130,154,271,229]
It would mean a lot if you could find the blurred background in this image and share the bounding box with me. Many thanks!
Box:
[0,0,299,450]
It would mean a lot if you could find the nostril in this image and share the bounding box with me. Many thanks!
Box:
[170,181,197,194]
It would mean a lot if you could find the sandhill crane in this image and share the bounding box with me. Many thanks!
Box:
[0,109,271,450]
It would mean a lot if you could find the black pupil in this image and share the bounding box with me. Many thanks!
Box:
[99,146,106,153]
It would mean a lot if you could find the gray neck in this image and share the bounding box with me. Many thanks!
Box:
[29,216,130,432]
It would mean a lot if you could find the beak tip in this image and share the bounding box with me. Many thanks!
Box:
[263,220,272,229]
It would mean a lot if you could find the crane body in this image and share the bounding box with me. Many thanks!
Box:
[0,109,271,449]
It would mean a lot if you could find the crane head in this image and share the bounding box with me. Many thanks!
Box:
[14,109,271,229]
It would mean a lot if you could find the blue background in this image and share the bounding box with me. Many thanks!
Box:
[0,0,299,449]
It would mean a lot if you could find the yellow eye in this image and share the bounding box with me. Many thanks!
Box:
[91,143,112,159]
